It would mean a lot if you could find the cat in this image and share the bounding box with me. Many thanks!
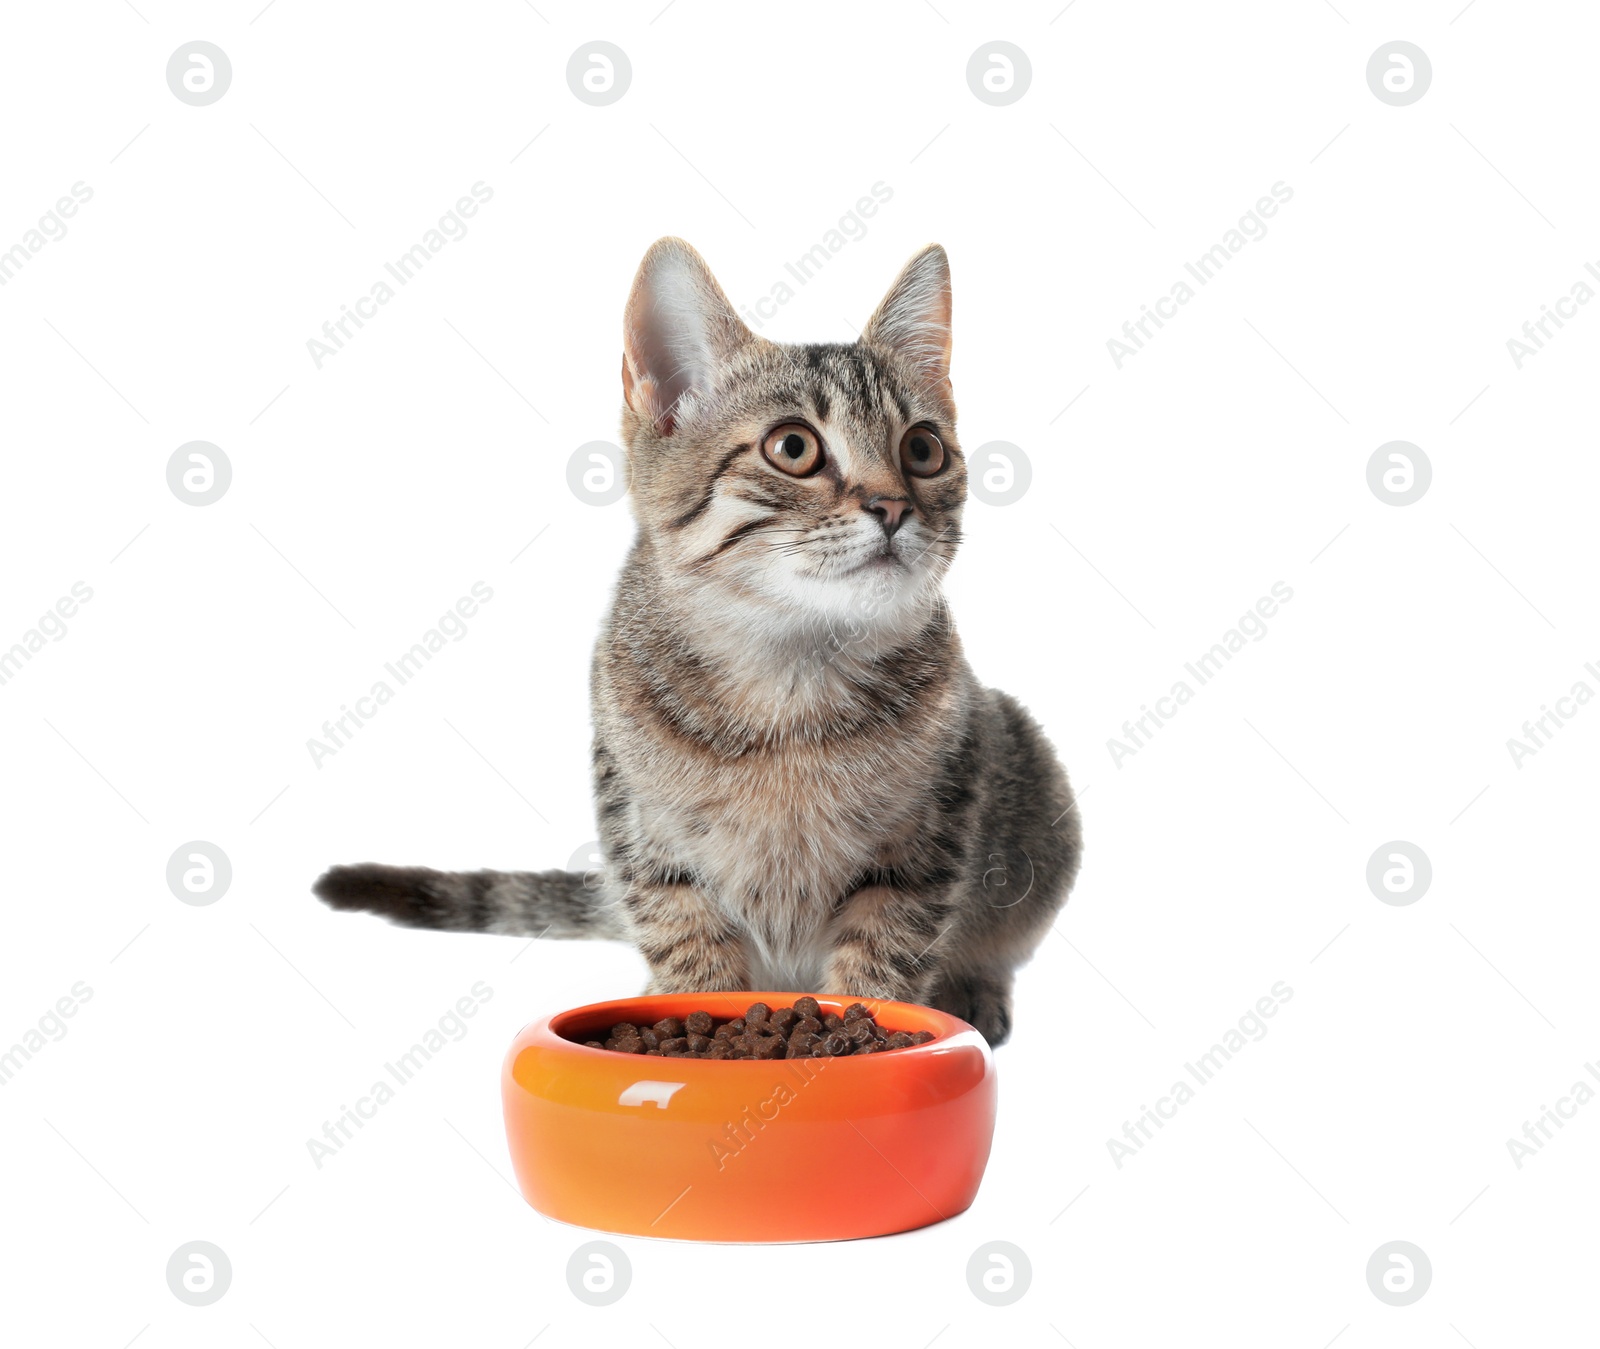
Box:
[314,238,1081,1046]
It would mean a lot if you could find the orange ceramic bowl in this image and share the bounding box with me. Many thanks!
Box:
[501,992,996,1243]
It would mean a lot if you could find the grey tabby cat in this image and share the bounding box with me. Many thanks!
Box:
[314,238,1081,1045]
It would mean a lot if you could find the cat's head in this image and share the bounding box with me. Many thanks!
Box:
[618,238,964,633]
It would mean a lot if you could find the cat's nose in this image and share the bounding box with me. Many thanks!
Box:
[865,497,912,537]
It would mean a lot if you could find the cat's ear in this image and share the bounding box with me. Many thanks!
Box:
[622,237,752,436]
[862,244,952,404]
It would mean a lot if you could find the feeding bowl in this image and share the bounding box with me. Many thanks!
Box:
[501,991,997,1243]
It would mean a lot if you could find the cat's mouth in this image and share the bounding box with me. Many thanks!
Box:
[846,544,904,574]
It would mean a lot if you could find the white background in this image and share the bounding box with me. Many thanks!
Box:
[2,1,1595,1345]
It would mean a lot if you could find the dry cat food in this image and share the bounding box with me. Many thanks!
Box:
[580,997,937,1060]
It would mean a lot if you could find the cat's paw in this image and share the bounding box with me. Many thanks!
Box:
[964,993,1012,1047]
[932,975,1013,1047]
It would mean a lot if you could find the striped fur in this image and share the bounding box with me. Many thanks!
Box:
[314,239,1081,1045]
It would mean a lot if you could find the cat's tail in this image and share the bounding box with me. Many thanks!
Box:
[312,863,626,940]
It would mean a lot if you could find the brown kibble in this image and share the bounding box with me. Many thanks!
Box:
[581,1000,933,1059]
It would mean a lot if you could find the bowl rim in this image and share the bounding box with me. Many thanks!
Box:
[522,990,982,1068]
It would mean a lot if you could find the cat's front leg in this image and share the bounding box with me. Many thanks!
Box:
[624,877,750,993]
[820,884,949,1004]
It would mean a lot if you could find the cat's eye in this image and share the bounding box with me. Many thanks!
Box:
[760,423,824,477]
[899,426,946,478]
